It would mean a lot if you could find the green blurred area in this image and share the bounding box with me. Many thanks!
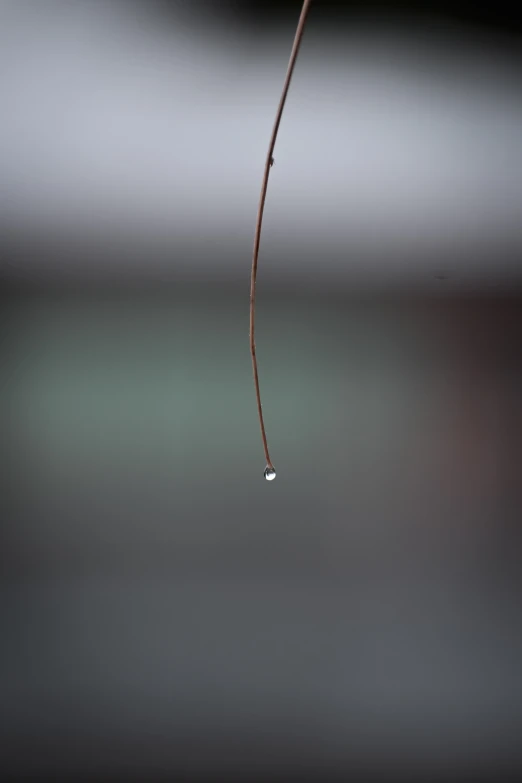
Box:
[1,286,521,580]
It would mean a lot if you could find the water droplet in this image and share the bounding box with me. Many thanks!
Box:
[264,466,276,481]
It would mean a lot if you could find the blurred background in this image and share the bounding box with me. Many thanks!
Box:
[1,1,522,781]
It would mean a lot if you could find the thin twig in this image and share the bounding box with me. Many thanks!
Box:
[250,0,313,473]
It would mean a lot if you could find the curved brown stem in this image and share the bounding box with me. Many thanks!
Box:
[250,0,313,472]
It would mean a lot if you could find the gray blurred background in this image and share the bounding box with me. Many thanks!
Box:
[1,1,522,781]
